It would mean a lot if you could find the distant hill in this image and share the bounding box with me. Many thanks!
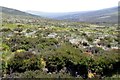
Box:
[26,10,86,18]
[55,7,119,23]
[0,6,41,18]
[0,6,56,25]
[1,6,119,23]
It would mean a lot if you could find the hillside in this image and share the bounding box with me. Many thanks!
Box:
[55,7,118,23]
[0,6,58,25]
[0,6,39,17]
[1,6,118,23]
[26,7,119,23]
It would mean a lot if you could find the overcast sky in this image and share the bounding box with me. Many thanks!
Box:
[0,0,119,12]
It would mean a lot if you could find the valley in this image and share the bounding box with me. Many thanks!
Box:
[0,6,120,79]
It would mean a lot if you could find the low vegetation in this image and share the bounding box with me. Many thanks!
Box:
[1,9,120,79]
